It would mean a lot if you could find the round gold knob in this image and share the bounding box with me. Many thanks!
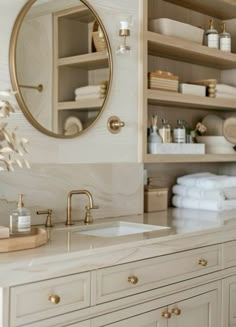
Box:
[48,294,61,304]
[128,275,139,285]
[162,311,171,319]
[198,259,208,267]
[107,116,125,134]
[171,307,181,316]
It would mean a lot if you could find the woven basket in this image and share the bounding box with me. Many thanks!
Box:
[92,21,107,52]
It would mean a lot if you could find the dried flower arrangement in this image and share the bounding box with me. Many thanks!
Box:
[0,90,29,171]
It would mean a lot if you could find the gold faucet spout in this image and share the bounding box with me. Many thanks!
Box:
[66,190,98,225]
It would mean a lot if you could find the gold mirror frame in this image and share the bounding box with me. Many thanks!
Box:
[9,0,113,138]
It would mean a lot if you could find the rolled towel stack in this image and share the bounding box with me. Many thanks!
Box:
[215,84,236,99]
[75,81,107,101]
[172,172,236,211]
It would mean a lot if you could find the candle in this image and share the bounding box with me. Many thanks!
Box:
[120,21,129,30]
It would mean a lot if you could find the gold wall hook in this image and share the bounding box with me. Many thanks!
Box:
[19,84,43,92]
[107,116,125,134]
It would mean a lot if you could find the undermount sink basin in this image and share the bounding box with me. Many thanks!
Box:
[76,221,170,238]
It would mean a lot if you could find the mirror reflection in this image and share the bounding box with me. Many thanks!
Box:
[11,0,112,138]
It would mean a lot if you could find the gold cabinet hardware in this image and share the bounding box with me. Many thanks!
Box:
[161,311,171,319]
[107,116,125,134]
[128,275,139,285]
[48,294,60,304]
[198,259,208,267]
[171,307,181,316]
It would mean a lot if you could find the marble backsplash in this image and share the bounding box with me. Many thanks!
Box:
[0,163,143,227]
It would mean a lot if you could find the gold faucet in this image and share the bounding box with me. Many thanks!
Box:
[66,190,98,225]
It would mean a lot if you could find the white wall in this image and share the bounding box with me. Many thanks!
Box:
[0,0,144,225]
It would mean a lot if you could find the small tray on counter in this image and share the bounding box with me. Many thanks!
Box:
[0,227,48,253]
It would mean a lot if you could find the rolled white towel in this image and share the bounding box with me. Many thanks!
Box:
[216,84,236,95]
[172,195,236,211]
[172,184,225,201]
[177,172,236,190]
[75,85,106,96]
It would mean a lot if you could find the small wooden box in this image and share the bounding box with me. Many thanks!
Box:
[144,187,168,212]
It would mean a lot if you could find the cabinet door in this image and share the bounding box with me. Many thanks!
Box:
[222,275,236,327]
[168,290,218,327]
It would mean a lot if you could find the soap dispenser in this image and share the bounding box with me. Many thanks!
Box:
[219,22,231,52]
[10,194,31,235]
[206,19,219,49]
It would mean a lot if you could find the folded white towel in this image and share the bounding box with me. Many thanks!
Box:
[177,172,236,190]
[75,93,105,101]
[172,184,225,201]
[75,85,106,96]
[172,195,236,211]
[172,208,236,221]
[215,92,236,99]
[216,84,236,95]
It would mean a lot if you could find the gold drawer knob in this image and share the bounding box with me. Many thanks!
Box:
[198,259,208,267]
[128,275,139,285]
[162,311,171,319]
[48,294,61,304]
[171,307,181,316]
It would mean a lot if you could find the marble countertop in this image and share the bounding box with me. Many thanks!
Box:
[1,208,236,287]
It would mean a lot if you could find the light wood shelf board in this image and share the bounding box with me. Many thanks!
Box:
[163,0,236,20]
[147,31,236,69]
[57,100,103,110]
[58,51,109,70]
[147,89,236,111]
[144,154,236,163]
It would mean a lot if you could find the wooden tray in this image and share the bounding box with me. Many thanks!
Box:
[0,227,48,253]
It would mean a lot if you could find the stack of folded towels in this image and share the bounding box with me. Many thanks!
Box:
[172,172,236,211]
[215,84,236,99]
[74,81,107,101]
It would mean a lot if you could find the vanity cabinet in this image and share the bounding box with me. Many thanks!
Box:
[141,0,236,163]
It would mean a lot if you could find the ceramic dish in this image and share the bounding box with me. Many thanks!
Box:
[196,136,235,154]
[201,114,224,136]
[223,117,236,144]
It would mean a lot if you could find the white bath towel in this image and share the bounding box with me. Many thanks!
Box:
[216,84,236,95]
[172,195,236,211]
[172,184,225,201]
[177,172,236,190]
[74,85,106,96]
[215,92,236,99]
[172,208,236,221]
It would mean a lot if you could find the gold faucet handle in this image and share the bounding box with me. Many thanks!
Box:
[91,205,99,210]
[36,209,53,227]
[84,205,98,224]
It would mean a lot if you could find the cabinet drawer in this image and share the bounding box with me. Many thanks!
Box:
[95,245,221,303]
[222,240,236,268]
[10,272,91,327]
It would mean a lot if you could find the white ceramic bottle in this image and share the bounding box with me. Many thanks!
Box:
[206,19,219,49]
[219,22,231,52]
[148,115,162,154]
[10,194,31,235]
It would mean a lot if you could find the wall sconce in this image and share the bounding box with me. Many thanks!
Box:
[116,21,131,55]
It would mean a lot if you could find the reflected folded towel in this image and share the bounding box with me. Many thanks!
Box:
[216,84,236,95]
[75,84,107,96]
[75,93,105,101]
[172,195,236,211]
[172,184,225,201]
[177,172,236,190]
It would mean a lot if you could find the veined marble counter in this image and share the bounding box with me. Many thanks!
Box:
[1,208,236,287]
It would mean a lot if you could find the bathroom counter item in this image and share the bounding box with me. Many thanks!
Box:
[179,83,206,97]
[0,226,10,239]
[196,136,235,154]
[0,227,48,253]
[149,18,204,44]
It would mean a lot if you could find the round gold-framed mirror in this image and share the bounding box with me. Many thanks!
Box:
[9,0,112,138]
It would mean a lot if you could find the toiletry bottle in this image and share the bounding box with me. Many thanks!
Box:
[173,119,186,143]
[159,118,172,143]
[206,19,219,49]
[219,22,231,52]
[10,194,31,235]
[148,115,162,154]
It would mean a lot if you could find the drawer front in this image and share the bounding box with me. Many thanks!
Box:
[222,240,236,268]
[10,272,91,327]
[95,245,221,304]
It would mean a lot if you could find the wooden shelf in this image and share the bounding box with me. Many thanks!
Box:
[144,153,236,163]
[57,99,103,111]
[147,31,236,69]
[147,89,236,111]
[58,51,109,70]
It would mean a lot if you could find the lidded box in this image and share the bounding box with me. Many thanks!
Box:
[144,178,168,212]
